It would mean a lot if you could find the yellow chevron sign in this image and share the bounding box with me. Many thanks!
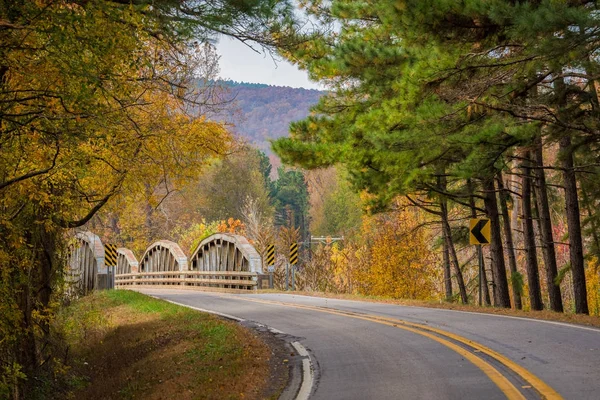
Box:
[289,243,298,265]
[104,243,118,267]
[266,244,275,266]
[470,219,491,245]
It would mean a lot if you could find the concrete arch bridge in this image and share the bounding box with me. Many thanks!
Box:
[67,231,268,293]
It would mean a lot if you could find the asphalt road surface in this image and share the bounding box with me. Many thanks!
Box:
[136,289,600,400]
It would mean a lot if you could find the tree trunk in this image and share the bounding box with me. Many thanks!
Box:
[480,248,492,306]
[509,160,522,240]
[553,76,588,314]
[467,179,491,306]
[111,214,121,237]
[442,218,469,304]
[521,152,544,310]
[15,217,61,399]
[482,177,511,308]
[532,136,564,312]
[581,187,600,261]
[442,227,453,301]
[144,183,154,237]
[496,174,522,309]
[439,176,453,301]
[439,176,468,304]
[16,280,37,400]
[559,135,589,314]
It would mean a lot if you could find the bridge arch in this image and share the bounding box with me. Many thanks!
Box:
[68,231,105,294]
[139,240,188,272]
[117,248,139,275]
[190,233,262,273]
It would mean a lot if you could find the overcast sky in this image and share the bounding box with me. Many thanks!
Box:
[216,36,322,90]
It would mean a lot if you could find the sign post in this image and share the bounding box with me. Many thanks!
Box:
[470,219,491,306]
[478,246,484,306]
[290,242,298,291]
[292,264,295,291]
[266,244,275,289]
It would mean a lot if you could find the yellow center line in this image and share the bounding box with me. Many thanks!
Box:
[233,296,563,400]
[365,314,563,400]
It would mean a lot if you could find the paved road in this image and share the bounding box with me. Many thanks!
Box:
[137,289,600,400]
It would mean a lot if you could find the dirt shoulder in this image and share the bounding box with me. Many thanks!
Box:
[54,290,289,399]
[260,290,600,329]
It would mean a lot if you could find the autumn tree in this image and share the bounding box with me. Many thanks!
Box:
[365,207,437,300]
[242,195,276,271]
[193,146,274,222]
[0,0,297,397]
[307,166,361,238]
[299,198,438,299]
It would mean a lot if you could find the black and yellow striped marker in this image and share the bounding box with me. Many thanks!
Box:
[105,243,118,267]
[289,242,298,265]
[266,244,275,266]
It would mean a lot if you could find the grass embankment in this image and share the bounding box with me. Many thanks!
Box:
[265,290,600,328]
[55,290,281,399]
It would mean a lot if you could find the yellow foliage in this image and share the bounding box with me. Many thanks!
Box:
[329,243,370,293]
[586,258,600,316]
[302,197,437,299]
[170,218,245,256]
[175,220,219,255]
[362,207,437,300]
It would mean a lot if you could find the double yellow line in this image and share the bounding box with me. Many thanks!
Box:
[235,296,563,400]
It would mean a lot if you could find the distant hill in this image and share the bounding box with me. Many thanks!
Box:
[214,80,325,153]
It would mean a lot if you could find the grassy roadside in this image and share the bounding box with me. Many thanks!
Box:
[52,290,283,400]
[262,290,600,328]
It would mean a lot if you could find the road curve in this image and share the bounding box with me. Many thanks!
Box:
[135,289,600,400]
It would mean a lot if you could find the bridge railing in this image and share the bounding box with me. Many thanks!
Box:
[115,270,259,291]
[73,232,269,293]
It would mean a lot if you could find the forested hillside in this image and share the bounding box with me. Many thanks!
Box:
[216,80,324,152]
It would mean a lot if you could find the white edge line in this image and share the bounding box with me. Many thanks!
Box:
[267,294,600,333]
[253,323,285,335]
[150,296,245,322]
[134,289,599,332]
[292,341,314,400]
[149,294,315,399]
[291,341,309,357]
[436,308,600,333]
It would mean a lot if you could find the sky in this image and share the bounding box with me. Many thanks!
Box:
[215,36,322,90]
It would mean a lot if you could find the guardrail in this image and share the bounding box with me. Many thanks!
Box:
[115,270,259,291]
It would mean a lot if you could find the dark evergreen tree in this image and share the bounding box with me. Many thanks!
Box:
[272,167,309,240]
[274,0,600,313]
